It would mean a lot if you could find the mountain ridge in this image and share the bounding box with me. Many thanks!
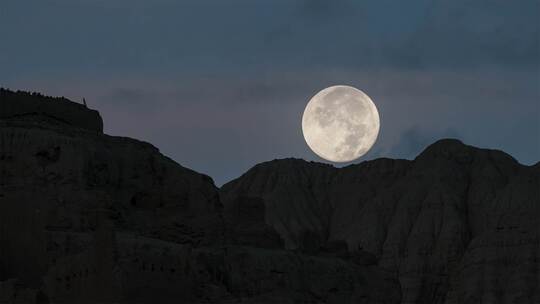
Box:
[224,137,529,183]
[0,89,538,303]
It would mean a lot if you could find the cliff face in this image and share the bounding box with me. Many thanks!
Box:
[221,139,540,304]
[0,117,228,302]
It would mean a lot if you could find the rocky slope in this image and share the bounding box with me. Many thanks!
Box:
[221,140,540,304]
[0,90,400,303]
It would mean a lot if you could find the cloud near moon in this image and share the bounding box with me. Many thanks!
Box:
[302,85,380,162]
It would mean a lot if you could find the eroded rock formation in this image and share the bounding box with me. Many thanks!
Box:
[0,91,401,303]
[1,90,538,303]
[221,140,540,303]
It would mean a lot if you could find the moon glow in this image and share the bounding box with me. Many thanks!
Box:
[302,85,380,163]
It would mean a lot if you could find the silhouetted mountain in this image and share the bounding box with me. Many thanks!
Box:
[221,139,540,303]
[0,90,400,303]
[0,90,538,303]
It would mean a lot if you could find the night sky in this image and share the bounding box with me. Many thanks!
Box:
[1,0,539,185]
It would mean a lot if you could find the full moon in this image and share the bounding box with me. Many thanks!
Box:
[302,85,380,163]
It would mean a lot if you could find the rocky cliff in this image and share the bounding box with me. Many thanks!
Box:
[0,91,400,303]
[221,139,540,304]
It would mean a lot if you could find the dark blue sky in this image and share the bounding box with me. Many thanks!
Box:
[1,0,539,185]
